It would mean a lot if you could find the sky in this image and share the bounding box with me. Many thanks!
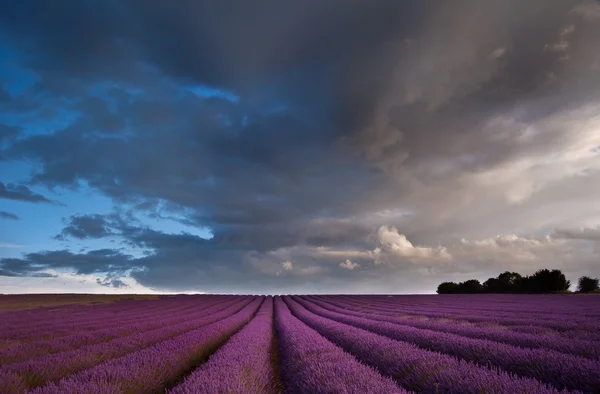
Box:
[1,0,600,294]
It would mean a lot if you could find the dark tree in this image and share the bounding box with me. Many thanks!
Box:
[497,271,523,292]
[482,277,502,293]
[437,269,571,294]
[577,276,600,293]
[437,282,459,294]
[457,279,483,294]
[522,269,571,293]
[482,271,522,293]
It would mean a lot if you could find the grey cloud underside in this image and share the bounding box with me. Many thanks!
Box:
[56,214,116,240]
[0,0,599,291]
[0,182,54,204]
[0,211,19,220]
[0,269,56,278]
[553,227,600,241]
[0,125,20,146]
[96,272,128,289]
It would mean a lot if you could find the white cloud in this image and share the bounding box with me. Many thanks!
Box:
[376,226,452,262]
[457,234,554,263]
[244,222,600,291]
[311,246,373,260]
[340,259,359,270]
[0,271,157,294]
[447,232,600,277]
[370,226,599,279]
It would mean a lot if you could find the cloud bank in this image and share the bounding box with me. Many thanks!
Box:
[0,0,599,293]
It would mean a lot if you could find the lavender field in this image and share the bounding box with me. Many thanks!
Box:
[1,294,599,394]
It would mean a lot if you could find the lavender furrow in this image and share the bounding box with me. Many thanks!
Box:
[2,297,254,392]
[29,298,264,394]
[0,301,149,326]
[1,293,598,393]
[295,296,600,393]
[323,295,600,320]
[317,296,600,339]
[325,295,600,317]
[0,296,242,365]
[0,296,232,342]
[321,295,600,330]
[169,297,277,394]
[283,297,568,394]
[0,304,180,341]
[0,296,228,334]
[0,297,181,330]
[305,296,600,359]
[274,297,406,394]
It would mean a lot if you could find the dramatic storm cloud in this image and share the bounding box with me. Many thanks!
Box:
[1,0,599,293]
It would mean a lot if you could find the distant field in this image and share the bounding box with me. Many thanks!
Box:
[0,294,162,312]
[1,294,599,393]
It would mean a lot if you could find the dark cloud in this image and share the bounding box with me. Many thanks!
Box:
[0,86,10,103]
[96,272,128,288]
[0,182,54,204]
[0,257,58,278]
[0,0,599,292]
[0,211,19,220]
[347,0,599,177]
[1,213,378,292]
[0,125,20,145]
[56,214,116,240]
[552,227,600,241]
[0,249,135,277]
[66,97,126,135]
[0,0,427,98]
[0,269,56,278]
[0,268,20,277]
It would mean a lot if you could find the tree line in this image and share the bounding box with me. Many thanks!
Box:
[437,269,600,294]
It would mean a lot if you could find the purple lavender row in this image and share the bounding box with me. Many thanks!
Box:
[30,298,264,394]
[0,296,241,365]
[295,297,600,393]
[0,371,27,394]
[318,296,600,338]
[2,297,254,392]
[273,297,406,394]
[0,296,185,330]
[169,297,277,394]
[283,297,568,394]
[0,296,236,357]
[307,296,600,359]
[330,294,600,316]
[312,295,600,343]
[0,300,145,326]
[323,295,600,320]
[0,300,189,342]
[0,296,232,343]
[326,294,600,334]
[331,295,600,323]
[324,295,600,326]
[0,296,229,342]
